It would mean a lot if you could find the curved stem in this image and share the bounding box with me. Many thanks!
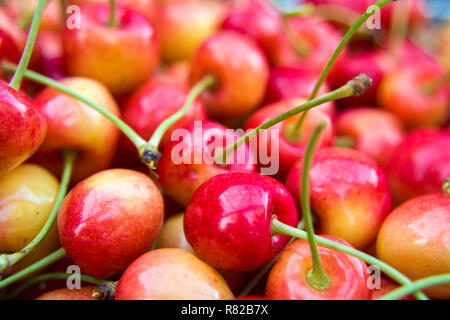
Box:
[333,136,355,148]
[443,178,450,195]
[379,274,450,300]
[108,0,118,28]
[0,150,77,276]
[9,0,46,91]
[289,0,394,136]
[148,75,216,149]
[238,219,305,297]
[0,248,67,291]
[301,122,329,290]
[2,61,147,150]
[7,272,104,300]
[270,219,429,300]
[215,74,371,164]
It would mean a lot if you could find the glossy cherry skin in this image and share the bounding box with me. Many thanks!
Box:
[336,107,404,166]
[384,128,450,205]
[0,28,20,64]
[157,120,256,207]
[155,0,224,62]
[122,79,207,152]
[57,169,164,278]
[35,286,97,300]
[36,30,67,80]
[184,172,298,271]
[370,277,414,300]
[0,81,47,177]
[376,194,450,299]
[190,30,269,122]
[378,63,448,128]
[265,236,370,300]
[115,248,234,300]
[63,4,159,95]
[286,147,392,250]
[245,98,334,180]
[32,77,120,182]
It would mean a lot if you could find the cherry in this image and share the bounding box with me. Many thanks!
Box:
[335,107,404,166]
[57,168,164,278]
[378,63,449,128]
[35,286,97,300]
[184,172,298,271]
[285,147,392,249]
[122,79,207,152]
[115,248,234,300]
[245,98,334,179]
[0,29,20,64]
[376,193,450,299]
[157,120,256,207]
[370,277,414,300]
[155,213,195,255]
[35,30,67,80]
[31,77,120,182]
[385,128,450,204]
[236,295,265,300]
[265,236,370,300]
[62,3,159,95]
[189,30,269,123]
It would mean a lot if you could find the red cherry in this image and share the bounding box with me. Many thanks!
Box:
[265,235,370,300]
[370,277,414,300]
[0,80,47,176]
[35,286,97,300]
[184,172,298,271]
[57,169,164,278]
[285,147,392,249]
[157,120,256,207]
[385,128,450,204]
[235,295,265,300]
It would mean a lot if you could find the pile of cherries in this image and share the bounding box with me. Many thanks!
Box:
[0,0,449,301]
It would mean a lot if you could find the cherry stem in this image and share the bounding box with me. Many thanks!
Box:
[215,74,372,164]
[333,136,355,148]
[238,219,305,297]
[388,0,411,60]
[0,149,77,276]
[0,248,66,291]
[7,272,104,300]
[313,4,370,35]
[108,0,119,28]
[422,72,450,96]
[270,219,429,300]
[148,75,216,150]
[9,0,46,91]
[2,61,148,151]
[379,273,450,300]
[92,281,119,300]
[289,0,394,137]
[301,121,330,290]
[443,178,450,195]
[281,16,312,58]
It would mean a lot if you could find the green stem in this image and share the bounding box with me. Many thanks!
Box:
[0,248,67,290]
[148,75,216,149]
[7,272,104,300]
[388,0,411,60]
[443,178,450,195]
[301,122,329,290]
[108,0,118,27]
[9,0,47,91]
[379,274,450,300]
[270,219,429,301]
[2,61,147,150]
[0,150,77,276]
[238,220,305,297]
[333,136,355,148]
[289,0,394,136]
[215,74,371,164]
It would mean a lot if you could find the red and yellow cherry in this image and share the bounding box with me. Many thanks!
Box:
[36,30,67,80]
[155,212,194,254]
[265,236,370,300]
[184,172,298,271]
[154,0,224,62]
[157,120,256,207]
[385,128,450,204]
[376,193,450,299]
[31,77,120,182]
[245,98,334,180]
[36,286,97,300]
[152,60,191,88]
[336,107,404,166]
[369,277,414,300]
[122,79,207,152]
[58,169,164,278]
[115,248,234,300]
[63,3,159,95]
[285,147,392,250]
[190,30,269,122]
[0,80,47,177]
[264,66,334,107]
[377,63,448,128]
